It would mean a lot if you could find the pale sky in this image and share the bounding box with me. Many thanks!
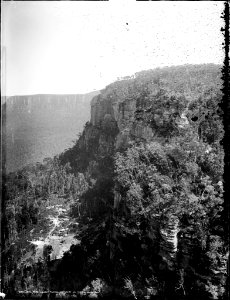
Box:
[1,0,224,96]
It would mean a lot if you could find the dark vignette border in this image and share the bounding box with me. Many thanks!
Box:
[1,0,109,2]
[1,107,7,292]
[221,1,230,299]
[0,1,229,299]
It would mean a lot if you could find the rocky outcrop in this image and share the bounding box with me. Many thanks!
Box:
[90,90,155,150]
[160,216,180,260]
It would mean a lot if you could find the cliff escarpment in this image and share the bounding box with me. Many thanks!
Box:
[4,91,99,173]
[3,64,227,299]
[62,64,222,173]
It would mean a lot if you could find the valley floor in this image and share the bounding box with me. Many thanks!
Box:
[29,196,80,262]
[6,194,81,296]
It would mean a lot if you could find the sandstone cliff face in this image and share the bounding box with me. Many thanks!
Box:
[89,63,221,150]
[90,87,155,151]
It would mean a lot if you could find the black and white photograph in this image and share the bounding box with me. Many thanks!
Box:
[1,1,228,299]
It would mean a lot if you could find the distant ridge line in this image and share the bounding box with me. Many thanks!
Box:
[4,91,100,99]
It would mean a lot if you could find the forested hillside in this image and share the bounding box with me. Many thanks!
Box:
[2,64,227,299]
